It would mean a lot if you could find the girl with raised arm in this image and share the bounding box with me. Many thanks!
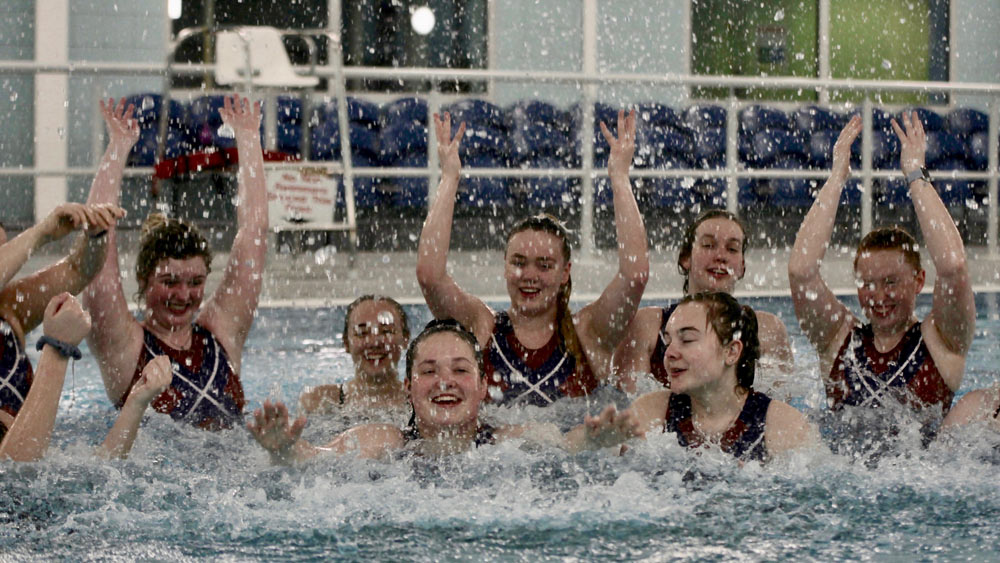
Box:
[0,186,124,451]
[788,113,975,431]
[614,209,794,394]
[0,293,170,461]
[573,292,816,462]
[83,95,268,430]
[415,110,649,406]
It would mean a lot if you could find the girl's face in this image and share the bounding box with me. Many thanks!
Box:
[682,218,745,294]
[345,300,408,379]
[504,229,570,317]
[406,332,487,431]
[143,256,208,332]
[661,302,741,395]
[854,249,924,334]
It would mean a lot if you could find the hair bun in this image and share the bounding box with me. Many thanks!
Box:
[140,212,171,239]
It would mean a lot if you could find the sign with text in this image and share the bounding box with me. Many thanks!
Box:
[266,168,339,227]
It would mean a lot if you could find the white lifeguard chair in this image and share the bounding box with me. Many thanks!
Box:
[214,26,319,88]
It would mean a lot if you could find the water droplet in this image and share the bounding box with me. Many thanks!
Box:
[9,91,17,102]
[217,124,235,138]
[881,59,892,70]
[141,96,155,111]
[774,9,785,21]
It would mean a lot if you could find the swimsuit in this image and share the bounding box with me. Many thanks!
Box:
[0,318,32,439]
[484,311,599,406]
[828,322,953,417]
[121,324,245,429]
[648,304,678,387]
[664,390,772,462]
[401,414,497,447]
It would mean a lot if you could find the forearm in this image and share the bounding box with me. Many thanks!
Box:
[64,233,110,291]
[0,227,45,289]
[909,180,967,276]
[269,439,321,465]
[789,172,847,280]
[0,349,68,461]
[86,140,131,207]
[97,396,148,459]
[416,172,460,285]
[234,133,268,239]
[610,171,649,287]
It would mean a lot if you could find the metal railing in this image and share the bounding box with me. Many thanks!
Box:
[1,58,998,258]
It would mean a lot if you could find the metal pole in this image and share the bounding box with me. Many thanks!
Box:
[725,90,739,215]
[818,0,831,105]
[579,0,598,261]
[861,97,873,235]
[988,97,999,256]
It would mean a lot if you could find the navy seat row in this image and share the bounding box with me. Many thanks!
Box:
[123,93,994,211]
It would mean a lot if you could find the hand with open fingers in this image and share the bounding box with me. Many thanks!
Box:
[99,97,140,148]
[584,405,643,449]
[600,108,637,179]
[831,115,862,181]
[433,112,466,179]
[248,400,306,458]
[891,110,927,177]
[127,355,173,406]
[42,293,92,347]
[219,94,262,137]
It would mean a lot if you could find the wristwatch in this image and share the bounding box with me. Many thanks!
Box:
[905,166,932,186]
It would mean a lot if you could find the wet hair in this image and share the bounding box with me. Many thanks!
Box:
[678,291,759,393]
[342,295,411,352]
[135,213,212,300]
[404,318,484,383]
[854,226,922,272]
[677,209,749,294]
[505,214,584,371]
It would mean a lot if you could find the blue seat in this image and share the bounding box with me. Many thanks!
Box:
[691,126,725,169]
[792,106,846,132]
[969,131,990,171]
[932,158,974,206]
[902,108,945,132]
[276,96,304,156]
[123,93,194,165]
[769,155,815,208]
[638,124,693,167]
[444,99,507,132]
[947,108,988,136]
[685,105,727,130]
[925,130,965,167]
[807,128,861,170]
[871,130,901,170]
[462,153,513,209]
[740,106,791,135]
[190,95,234,149]
[638,102,683,129]
[382,97,428,126]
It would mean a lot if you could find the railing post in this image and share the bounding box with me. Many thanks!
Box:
[988,96,1000,257]
[579,0,598,261]
[725,90,739,215]
[861,97,873,235]
[329,34,357,249]
[428,84,441,204]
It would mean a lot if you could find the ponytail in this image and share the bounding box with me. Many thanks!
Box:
[554,276,585,374]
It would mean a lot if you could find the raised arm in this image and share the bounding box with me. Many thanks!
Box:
[0,294,90,461]
[788,116,862,356]
[199,95,268,369]
[97,355,172,459]
[0,203,124,337]
[611,306,663,393]
[415,113,494,342]
[892,111,975,356]
[82,98,144,400]
[577,109,649,354]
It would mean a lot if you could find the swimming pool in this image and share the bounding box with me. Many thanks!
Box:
[2,295,999,560]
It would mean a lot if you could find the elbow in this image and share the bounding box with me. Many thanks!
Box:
[415,261,441,290]
[934,250,969,280]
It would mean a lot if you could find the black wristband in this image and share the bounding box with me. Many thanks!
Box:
[89,230,108,239]
[36,335,83,360]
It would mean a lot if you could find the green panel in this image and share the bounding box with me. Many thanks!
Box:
[691,0,818,101]
[830,0,930,104]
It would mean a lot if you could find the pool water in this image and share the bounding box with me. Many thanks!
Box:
[2,295,999,560]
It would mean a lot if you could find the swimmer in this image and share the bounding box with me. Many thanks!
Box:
[83,95,268,430]
[299,295,411,414]
[575,292,816,462]
[249,319,570,462]
[940,385,1000,432]
[415,110,649,406]
[0,294,170,461]
[788,113,974,426]
[614,209,793,394]
[0,193,125,457]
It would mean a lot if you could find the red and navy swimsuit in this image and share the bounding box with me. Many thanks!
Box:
[648,304,678,387]
[665,390,772,462]
[484,311,599,406]
[828,322,953,417]
[119,324,245,430]
[0,318,32,438]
